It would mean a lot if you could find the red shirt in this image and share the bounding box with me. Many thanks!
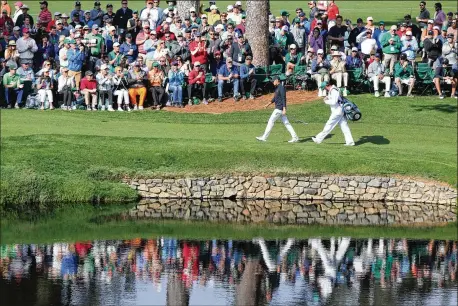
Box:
[155,26,176,40]
[189,40,208,65]
[188,68,205,85]
[135,30,148,54]
[80,77,97,91]
[38,8,52,28]
[46,19,56,32]
[327,3,339,21]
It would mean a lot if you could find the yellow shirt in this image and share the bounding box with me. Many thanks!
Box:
[207,12,220,26]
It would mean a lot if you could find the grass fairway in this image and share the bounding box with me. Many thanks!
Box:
[23,0,457,27]
[1,94,457,209]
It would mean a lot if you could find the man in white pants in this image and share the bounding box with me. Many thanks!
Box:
[312,81,355,146]
[367,53,391,97]
[256,76,299,143]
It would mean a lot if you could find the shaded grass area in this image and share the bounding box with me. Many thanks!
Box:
[1,95,457,214]
[1,204,457,244]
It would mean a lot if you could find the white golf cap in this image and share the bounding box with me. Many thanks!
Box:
[54,11,61,16]
[332,51,341,56]
[201,14,207,18]
[390,25,397,30]
[235,1,242,6]
[189,7,196,12]
[227,5,233,10]
[406,31,412,36]
[108,26,116,31]
[75,24,82,29]
[20,4,28,9]
[61,13,68,18]
[367,16,373,21]
[427,19,434,24]
[113,42,120,47]
[289,44,296,49]
[166,17,172,23]
[317,49,324,54]
[210,4,218,10]
[56,20,62,25]
[101,64,108,70]
[351,47,358,51]
[215,24,224,30]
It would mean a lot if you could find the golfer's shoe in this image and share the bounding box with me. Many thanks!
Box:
[288,138,299,143]
[345,142,355,146]
[256,136,267,142]
[312,137,321,144]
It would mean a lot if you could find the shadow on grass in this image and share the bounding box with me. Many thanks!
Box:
[356,135,390,145]
[411,104,457,113]
[299,134,334,143]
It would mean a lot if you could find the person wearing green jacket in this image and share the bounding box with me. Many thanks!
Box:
[394,53,415,97]
[284,44,304,75]
[381,25,402,74]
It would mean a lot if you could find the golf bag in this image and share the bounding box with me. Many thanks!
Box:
[341,98,362,121]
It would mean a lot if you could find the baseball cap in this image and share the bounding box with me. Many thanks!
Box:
[447,11,453,16]
[166,17,173,23]
[330,45,338,51]
[85,70,93,76]
[406,31,412,36]
[332,51,340,57]
[390,25,397,30]
[22,28,29,33]
[83,25,89,29]
[109,26,116,32]
[235,1,242,6]
[101,64,108,70]
[227,5,233,10]
[427,19,434,24]
[54,12,61,16]
[201,14,207,19]
[56,20,62,25]
[307,47,314,52]
[433,25,440,30]
[113,42,120,47]
[320,81,328,90]
[43,67,50,72]
[214,50,221,55]
[289,44,296,49]
[194,61,201,66]
[75,24,82,29]
[74,1,81,5]
[14,2,23,7]
[317,49,324,54]
[125,33,132,38]
[13,26,20,31]
[351,47,358,51]
[61,13,68,18]
[447,33,455,38]
[246,55,252,60]
[357,18,363,23]
[176,31,183,37]
[39,1,48,5]
[404,14,412,19]
[62,67,69,72]
[379,21,385,25]
[92,24,99,30]
[20,4,29,9]
[366,16,373,21]
[94,1,101,5]
[400,53,407,60]
[226,57,233,62]
[189,7,196,12]
[210,5,218,10]
[133,10,138,14]
[106,3,113,7]
[299,12,306,17]
[281,25,289,31]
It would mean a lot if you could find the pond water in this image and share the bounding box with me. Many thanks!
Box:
[1,237,457,306]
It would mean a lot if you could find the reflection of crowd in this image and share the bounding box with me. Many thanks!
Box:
[0,238,456,304]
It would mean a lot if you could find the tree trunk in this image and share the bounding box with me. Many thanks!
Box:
[176,0,200,19]
[245,0,270,67]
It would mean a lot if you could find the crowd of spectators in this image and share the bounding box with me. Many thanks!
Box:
[1,238,457,304]
[0,0,457,111]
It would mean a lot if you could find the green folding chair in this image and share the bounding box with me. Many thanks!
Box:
[415,64,436,96]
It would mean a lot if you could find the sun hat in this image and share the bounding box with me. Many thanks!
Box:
[8,40,16,46]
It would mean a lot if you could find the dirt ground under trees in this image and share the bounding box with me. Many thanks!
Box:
[162,90,319,114]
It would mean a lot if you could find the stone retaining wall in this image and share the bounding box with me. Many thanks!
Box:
[125,199,456,225]
[124,176,457,205]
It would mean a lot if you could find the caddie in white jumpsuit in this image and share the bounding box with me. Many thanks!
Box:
[256,76,299,143]
[312,81,355,146]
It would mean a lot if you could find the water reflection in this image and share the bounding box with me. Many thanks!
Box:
[1,238,457,305]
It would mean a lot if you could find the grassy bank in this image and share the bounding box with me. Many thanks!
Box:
[1,95,457,212]
[2,204,456,244]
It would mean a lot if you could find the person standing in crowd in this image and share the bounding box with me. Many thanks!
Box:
[11,1,22,23]
[207,4,220,26]
[187,61,207,104]
[381,25,402,74]
[114,0,132,30]
[327,15,346,52]
[37,0,51,29]
[47,12,61,32]
[58,67,76,110]
[308,1,319,20]
[70,1,84,23]
[394,53,415,97]
[36,68,54,110]
[140,0,163,30]
[217,57,240,102]
[442,33,456,65]
[67,39,85,88]
[108,41,123,70]
[401,31,419,64]
[1,0,11,17]
[3,63,23,108]
[359,29,377,57]
[148,61,165,110]
[103,3,115,22]
[90,1,104,27]
[86,24,104,72]
[313,81,355,146]
[135,22,151,59]
[80,70,98,111]
[433,2,446,27]
[189,32,208,71]
[126,10,141,40]
[230,34,251,67]
[1,7,14,33]
[96,64,114,111]
[417,1,431,32]
[128,62,147,110]
[15,28,36,64]
[368,53,391,97]
[167,60,184,107]
[256,76,299,143]
[14,4,32,28]
[113,66,130,111]
[423,29,442,66]
[284,43,304,76]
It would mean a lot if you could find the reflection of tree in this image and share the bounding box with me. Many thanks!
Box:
[236,259,264,306]
[166,272,189,306]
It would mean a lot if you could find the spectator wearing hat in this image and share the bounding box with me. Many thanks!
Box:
[327,15,347,52]
[14,4,33,28]
[447,18,457,41]
[135,23,152,59]
[401,31,419,63]
[1,0,11,17]
[207,4,220,26]
[35,35,55,69]
[140,0,163,31]
[71,1,84,23]
[381,25,402,74]
[433,2,446,27]
[311,48,330,97]
[151,40,169,65]
[217,57,240,102]
[188,7,201,25]
[58,38,70,69]
[284,44,304,75]
[67,39,86,88]
[239,55,256,100]
[3,63,23,108]
[70,12,84,29]
[114,0,133,30]
[36,67,54,110]
[46,12,61,32]
[90,1,104,27]
[8,25,19,41]
[228,5,242,25]
[167,61,184,107]
[37,1,51,29]
[104,25,119,53]
[345,47,362,69]
[329,50,348,96]
[126,10,141,40]
[359,29,377,57]
[4,39,18,65]
[189,32,208,71]
[96,64,114,111]
[11,1,22,23]
[423,29,442,65]
[290,18,307,53]
[156,21,175,41]
[404,14,421,41]
[57,67,76,110]
[443,12,454,28]
[108,41,124,69]
[433,58,457,99]
[188,61,207,104]
[442,33,456,65]
[103,3,115,22]
[348,17,364,49]
[396,22,408,38]
[147,61,165,109]
[1,8,14,35]
[55,21,69,38]
[308,1,319,21]
[199,14,212,34]
[83,10,95,29]
[15,28,37,64]
[421,19,435,41]
[213,11,228,30]
[112,66,130,111]
[209,50,224,79]
[373,21,386,51]
[416,1,431,29]
[367,53,391,97]
[120,33,138,64]
[394,53,415,96]
[80,70,98,110]
[127,61,146,110]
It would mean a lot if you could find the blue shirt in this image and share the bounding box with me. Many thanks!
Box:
[218,64,239,77]
[67,48,86,72]
[120,42,138,64]
[240,63,255,79]
[168,70,184,86]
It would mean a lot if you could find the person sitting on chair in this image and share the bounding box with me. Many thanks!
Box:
[311,49,330,97]
[367,53,391,97]
[188,61,207,105]
[80,70,98,111]
[148,61,165,110]
[284,43,304,76]
[433,58,457,99]
[96,64,114,111]
[36,68,54,110]
[168,61,185,107]
[239,55,257,100]
[329,51,348,96]
[394,53,415,97]
[217,57,240,102]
